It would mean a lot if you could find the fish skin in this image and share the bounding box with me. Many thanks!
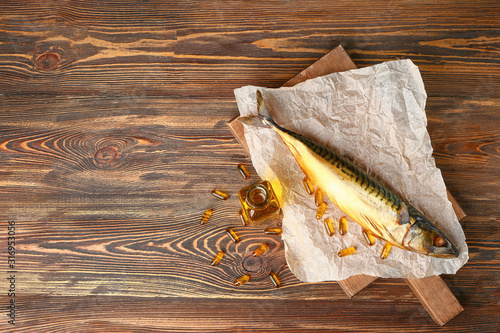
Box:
[239,90,459,258]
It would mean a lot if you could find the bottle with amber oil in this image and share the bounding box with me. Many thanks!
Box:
[238,180,281,225]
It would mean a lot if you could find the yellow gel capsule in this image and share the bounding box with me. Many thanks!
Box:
[324,218,335,236]
[338,246,356,257]
[269,272,281,288]
[199,208,213,225]
[302,177,314,195]
[339,216,349,236]
[362,229,376,246]
[381,242,392,260]
[264,227,282,236]
[237,163,250,180]
[252,243,269,257]
[315,202,327,220]
[233,274,250,286]
[211,189,229,200]
[226,228,239,243]
[314,188,324,207]
[238,210,248,226]
[210,250,225,266]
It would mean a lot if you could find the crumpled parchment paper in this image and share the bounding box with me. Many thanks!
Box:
[234,59,468,281]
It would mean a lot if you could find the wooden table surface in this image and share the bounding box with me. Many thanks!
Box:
[1,1,499,332]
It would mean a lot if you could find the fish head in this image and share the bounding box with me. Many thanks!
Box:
[403,215,459,258]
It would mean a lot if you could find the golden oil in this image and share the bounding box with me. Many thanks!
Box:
[339,216,348,236]
[252,243,269,257]
[226,228,239,243]
[199,208,213,225]
[324,218,335,236]
[264,227,282,236]
[338,246,356,257]
[238,210,248,226]
[233,274,250,286]
[302,177,314,195]
[362,229,376,246]
[269,272,281,288]
[237,163,250,180]
[381,242,392,260]
[314,188,324,207]
[210,251,225,266]
[315,202,327,220]
[211,189,228,200]
[238,180,281,225]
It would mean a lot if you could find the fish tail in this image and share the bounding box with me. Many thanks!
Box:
[239,90,279,129]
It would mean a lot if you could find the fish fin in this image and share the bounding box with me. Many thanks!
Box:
[256,90,277,127]
[256,90,272,118]
[398,202,410,224]
[360,213,383,235]
[239,115,268,128]
[238,90,278,129]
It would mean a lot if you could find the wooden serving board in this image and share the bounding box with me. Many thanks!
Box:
[227,45,464,325]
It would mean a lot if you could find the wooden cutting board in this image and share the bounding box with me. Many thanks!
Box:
[227,45,465,325]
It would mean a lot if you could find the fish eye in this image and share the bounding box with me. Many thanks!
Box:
[434,236,447,247]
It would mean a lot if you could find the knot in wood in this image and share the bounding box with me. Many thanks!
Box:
[35,52,60,70]
[242,254,263,272]
[94,147,118,165]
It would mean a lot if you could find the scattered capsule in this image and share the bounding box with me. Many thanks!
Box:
[199,208,213,225]
[314,188,324,207]
[233,274,250,286]
[324,218,335,236]
[264,227,282,236]
[226,228,240,243]
[315,202,327,220]
[237,163,250,180]
[362,229,376,246]
[269,272,281,288]
[238,210,248,226]
[210,250,225,266]
[380,242,392,260]
[302,177,314,195]
[338,246,356,257]
[211,189,229,200]
[252,243,269,257]
[339,216,349,236]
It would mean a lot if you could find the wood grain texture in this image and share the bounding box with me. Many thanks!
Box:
[0,0,499,332]
[405,276,464,326]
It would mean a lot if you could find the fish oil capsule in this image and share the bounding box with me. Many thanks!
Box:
[264,227,282,236]
[252,243,269,257]
[302,177,314,195]
[269,272,281,288]
[314,188,324,207]
[199,208,213,225]
[210,250,225,266]
[339,216,349,236]
[226,228,240,243]
[338,246,356,257]
[315,202,327,220]
[233,274,250,286]
[211,189,229,200]
[238,210,248,226]
[362,229,376,246]
[324,218,335,236]
[237,163,250,180]
[380,242,392,260]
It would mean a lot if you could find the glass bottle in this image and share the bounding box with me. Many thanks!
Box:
[238,180,281,225]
